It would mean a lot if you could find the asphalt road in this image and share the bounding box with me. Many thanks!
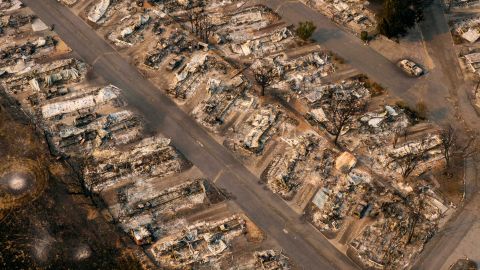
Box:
[21,0,359,269]
[261,1,480,269]
[260,0,472,125]
[413,1,480,268]
[412,157,480,270]
[261,0,417,98]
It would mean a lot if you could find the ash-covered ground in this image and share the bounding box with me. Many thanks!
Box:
[0,93,142,269]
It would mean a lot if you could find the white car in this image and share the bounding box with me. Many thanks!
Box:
[397,59,424,77]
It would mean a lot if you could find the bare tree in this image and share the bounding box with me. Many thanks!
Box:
[198,13,213,43]
[186,7,202,35]
[392,127,407,148]
[186,8,213,43]
[391,142,429,179]
[440,125,456,168]
[440,126,478,170]
[399,149,421,179]
[254,67,275,96]
[322,89,366,145]
[461,138,477,159]
[405,193,425,245]
[186,7,214,43]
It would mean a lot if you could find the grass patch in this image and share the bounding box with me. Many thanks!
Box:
[395,100,427,123]
[356,74,386,97]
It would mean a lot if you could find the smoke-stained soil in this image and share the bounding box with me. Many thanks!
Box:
[0,94,142,269]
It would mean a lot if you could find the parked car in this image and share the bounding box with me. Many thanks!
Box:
[397,59,424,77]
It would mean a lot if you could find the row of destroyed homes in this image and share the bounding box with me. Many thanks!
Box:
[0,3,293,269]
[447,1,480,111]
[55,1,460,269]
[301,0,376,34]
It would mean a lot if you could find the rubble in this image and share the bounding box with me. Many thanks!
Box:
[244,107,280,151]
[306,160,444,269]
[308,163,377,234]
[0,0,23,12]
[41,85,119,118]
[333,102,445,184]
[0,36,56,67]
[302,96,446,268]
[192,4,297,58]
[303,78,370,107]
[312,183,367,232]
[254,250,290,270]
[464,52,480,75]
[4,13,34,29]
[103,176,227,248]
[0,57,147,158]
[251,51,337,94]
[214,5,280,44]
[227,104,283,154]
[170,52,228,100]
[450,0,480,8]
[302,0,376,33]
[150,215,246,268]
[262,133,323,199]
[107,13,151,47]
[191,76,248,129]
[87,0,111,23]
[1,58,86,91]
[83,136,186,192]
[117,179,209,222]
[144,30,194,69]
[349,192,440,269]
[229,27,295,57]
[50,108,143,156]
[451,17,480,43]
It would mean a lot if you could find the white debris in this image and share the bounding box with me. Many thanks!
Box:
[29,78,40,92]
[31,18,49,32]
[175,53,207,81]
[385,105,398,116]
[462,28,480,43]
[1,0,22,12]
[41,85,119,118]
[309,107,327,123]
[87,0,110,23]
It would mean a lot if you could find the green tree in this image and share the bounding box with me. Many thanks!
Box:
[360,31,369,42]
[377,0,425,38]
[296,21,316,41]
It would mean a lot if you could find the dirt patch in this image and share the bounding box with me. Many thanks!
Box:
[244,215,265,243]
[53,37,72,55]
[433,157,464,205]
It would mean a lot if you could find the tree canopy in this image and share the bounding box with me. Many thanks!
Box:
[296,21,316,41]
[376,0,425,38]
